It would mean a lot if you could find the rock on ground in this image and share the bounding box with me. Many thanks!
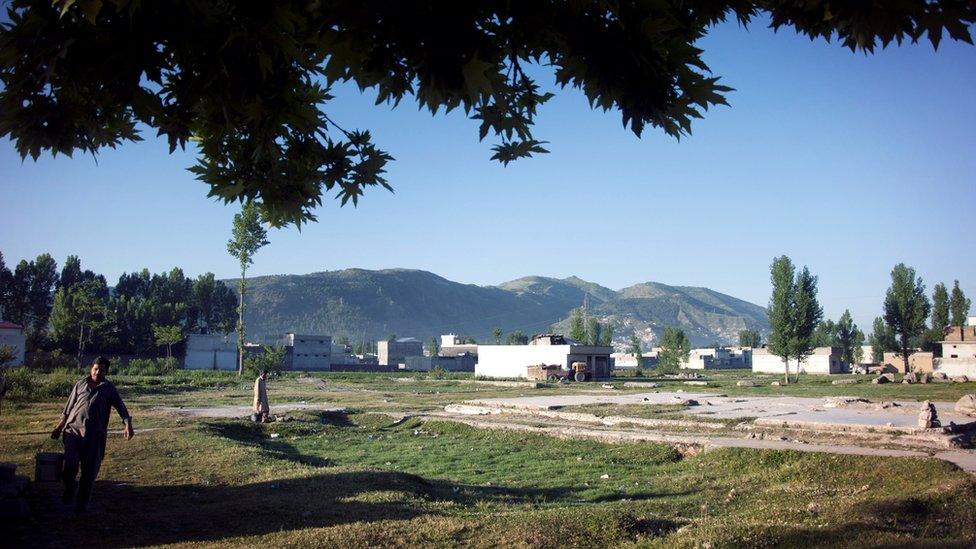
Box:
[955,394,976,417]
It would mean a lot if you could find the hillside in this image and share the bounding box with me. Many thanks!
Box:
[236,269,769,348]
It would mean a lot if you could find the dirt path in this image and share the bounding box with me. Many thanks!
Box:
[153,402,344,418]
[424,408,976,473]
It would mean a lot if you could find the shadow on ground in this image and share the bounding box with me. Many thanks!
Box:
[15,469,609,548]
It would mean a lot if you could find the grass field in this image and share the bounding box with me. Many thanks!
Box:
[3,369,976,547]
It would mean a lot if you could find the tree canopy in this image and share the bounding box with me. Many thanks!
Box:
[2,1,973,226]
[883,263,931,373]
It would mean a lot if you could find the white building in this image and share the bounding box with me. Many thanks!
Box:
[0,309,26,367]
[476,334,613,380]
[439,334,478,357]
[751,346,845,375]
[378,338,424,367]
[682,347,752,369]
[934,326,976,377]
[611,351,658,369]
[284,333,332,371]
[184,333,237,370]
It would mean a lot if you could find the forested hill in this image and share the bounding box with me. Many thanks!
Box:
[235,269,769,347]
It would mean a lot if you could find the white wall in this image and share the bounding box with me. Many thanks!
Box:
[476,345,572,379]
[0,328,26,366]
[752,349,843,375]
[935,358,976,377]
[184,334,237,370]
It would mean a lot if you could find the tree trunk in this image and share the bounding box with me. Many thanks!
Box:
[237,269,246,377]
[783,357,789,385]
[77,311,87,367]
[902,335,910,374]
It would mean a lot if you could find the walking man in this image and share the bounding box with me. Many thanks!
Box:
[51,356,133,512]
[253,369,270,422]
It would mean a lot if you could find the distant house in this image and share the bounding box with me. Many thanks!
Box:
[682,347,752,370]
[377,338,424,367]
[284,333,332,371]
[184,333,237,370]
[476,334,613,380]
[751,346,845,375]
[611,351,658,369]
[0,306,26,366]
[934,326,976,377]
[439,334,479,358]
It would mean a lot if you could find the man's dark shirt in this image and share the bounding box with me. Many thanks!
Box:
[62,378,130,438]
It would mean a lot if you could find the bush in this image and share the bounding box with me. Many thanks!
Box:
[117,357,179,376]
[3,367,39,400]
[30,350,78,372]
[3,366,79,401]
[428,366,447,379]
[44,368,80,398]
[243,345,285,378]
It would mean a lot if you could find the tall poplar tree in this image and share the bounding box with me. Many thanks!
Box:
[227,202,269,376]
[790,267,823,383]
[883,264,931,374]
[932,283,950,331]
[949,281,971,328]
[834,310,863,366]
[767,256,797,384]
[658,326,690,374]
[569,308,587,343]
[869,317,897,363]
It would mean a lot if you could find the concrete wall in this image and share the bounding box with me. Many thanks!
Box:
[752,347,844,375]
[405,354,476,372]
[476,345,572,378]
[378,339,424,366]
[611,352,658,369]
[476,344,612,379]
[683,347,750,370]
[934,358,976,377]
[184,334,237,370]
[0,327,26,366]
[942,342,976,360]
[881,352,935,373]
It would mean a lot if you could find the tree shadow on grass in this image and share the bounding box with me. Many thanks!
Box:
[203,420,334,467]
[19,470,589,548]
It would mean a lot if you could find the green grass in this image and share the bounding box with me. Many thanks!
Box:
[4,370,976,547]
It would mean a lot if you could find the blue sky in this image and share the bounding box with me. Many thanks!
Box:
[1,18,974,330]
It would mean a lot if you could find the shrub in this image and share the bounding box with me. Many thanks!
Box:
[243,345,285,378]
[118,357,179,376]
[634,368,644,378]
[428,366,447,379]
[3,367,39,400]
[43,368,79,398]
[30,350,78,372]
[0,344,19,367]
[3,367,78,401]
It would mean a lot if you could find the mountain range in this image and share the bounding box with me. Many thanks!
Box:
[235,269,769,348]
